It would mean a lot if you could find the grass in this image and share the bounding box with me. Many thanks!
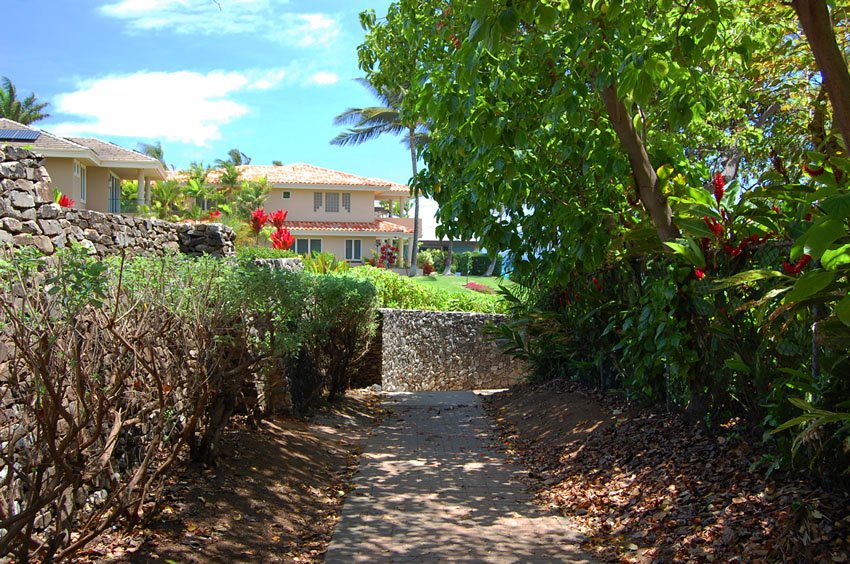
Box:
[412,274,510,295]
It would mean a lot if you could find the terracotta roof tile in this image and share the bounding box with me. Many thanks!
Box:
[167,163,408,192]
[283,220,413,234]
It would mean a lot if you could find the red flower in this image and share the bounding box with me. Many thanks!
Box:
[58,193,75,208]
[208,209,221,221]
[250,208,269,234]
[269,209,288,229]
[270,227,294,250]
[713,172,725,205]
[803,163,824,177]
[783,254,812,275]
[592,276,602,291]
[703,215,724,238]
[694,267,706,280]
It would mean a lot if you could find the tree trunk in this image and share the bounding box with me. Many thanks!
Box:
[794,0,850,147]
[599,83,678,242]
[408,127,421,276]
[443,240,454,275]
[484,254,498,277]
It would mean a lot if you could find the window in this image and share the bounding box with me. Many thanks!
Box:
[79,164,87,203]
[326,192,340,212]
[295,238,322,255]
[342,193,351,212]
[108,174,121,213]
[345,239,362,261]
[282,191,291,199]
[73,160,81,177]
[313,192,323,211]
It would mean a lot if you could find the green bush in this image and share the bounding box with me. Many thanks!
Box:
[234,244,298,265]
[453,251,503,276]
[347,265,506,313]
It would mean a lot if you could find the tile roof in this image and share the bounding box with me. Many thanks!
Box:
[167,163,409,193]
[0,118,89,152]
[66,137,157,163]
[283,220,413,234]
[0,119,162,170]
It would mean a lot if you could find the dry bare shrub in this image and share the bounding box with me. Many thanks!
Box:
[0,247,253,561]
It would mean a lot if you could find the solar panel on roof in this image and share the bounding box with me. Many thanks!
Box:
[0,129,40,142]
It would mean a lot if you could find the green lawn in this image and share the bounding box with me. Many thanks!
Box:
[412,274,510,294]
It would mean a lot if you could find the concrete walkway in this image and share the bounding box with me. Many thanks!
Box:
[325,391,593,563]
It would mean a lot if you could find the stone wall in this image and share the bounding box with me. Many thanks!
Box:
[0,146,234,257]
[380,308,528,391]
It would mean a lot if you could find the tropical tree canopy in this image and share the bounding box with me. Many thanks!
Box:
[216,148,252,167]
[137,141,168,168]
[0,76,50,124]
[331,77,428,275]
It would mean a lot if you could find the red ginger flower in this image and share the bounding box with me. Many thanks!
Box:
[803,163,824,177]
[269,209,288,229]
[250,208,269,234]
[713,172,725,205]
[58,193,75,208]
[694,267,706,280]
[208,209,221,221]
[703,215,724,238]
[592,276,602,291]
[783,254,812,275]
[270,227,294,250]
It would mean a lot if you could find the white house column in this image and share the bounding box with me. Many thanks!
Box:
[136,171,145,208]
[144,178,151,206]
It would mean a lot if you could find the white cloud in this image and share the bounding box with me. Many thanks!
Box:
[99,0,340,48]
[51,69,290,146]
[305,71,339,86]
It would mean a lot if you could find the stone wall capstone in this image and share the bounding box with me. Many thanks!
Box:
[0,146,234,257]
[380,308,528,391]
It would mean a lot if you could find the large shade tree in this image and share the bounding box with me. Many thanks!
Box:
[331,78,428,276]
[0,77,50,124]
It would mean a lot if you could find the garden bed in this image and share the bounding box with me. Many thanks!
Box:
[483,381,850,563]
[74,391,385,563]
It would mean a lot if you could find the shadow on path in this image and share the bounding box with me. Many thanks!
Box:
[325,391,594,563]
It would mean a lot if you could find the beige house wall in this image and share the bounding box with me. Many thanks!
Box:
[85,167,111,213]
[43,158,78,207]
[267,187,378,222]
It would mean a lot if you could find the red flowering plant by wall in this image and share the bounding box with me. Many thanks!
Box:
[375,242,398,268]
[269,209,288,229]
[270,226,295,250]
[250,208,269,244]
[54,190,75,208]
[208,209,221,222]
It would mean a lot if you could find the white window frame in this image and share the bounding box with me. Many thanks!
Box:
[73,160,81,177]
[345,239,362,261]
[79,164,87,203]
[282,191,291,199]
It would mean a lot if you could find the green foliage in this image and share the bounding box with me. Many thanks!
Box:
[302,251,350,274]
[348,265,506,313]
[234,244,298,266]
[453,252,503,276]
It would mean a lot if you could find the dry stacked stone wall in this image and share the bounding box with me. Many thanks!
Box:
[0,146,234,258]
[380,308,527,391]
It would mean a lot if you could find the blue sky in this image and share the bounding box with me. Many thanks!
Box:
[1,0,419,186]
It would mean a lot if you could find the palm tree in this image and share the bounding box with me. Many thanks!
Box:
[216,148,251,167]
[331,78,428,276]
[0,77,50,124]
[137,141,169,168]
[219,162,241,200]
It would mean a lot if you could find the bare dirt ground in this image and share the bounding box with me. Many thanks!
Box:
[74,390,384,563]
[483,380,850,563]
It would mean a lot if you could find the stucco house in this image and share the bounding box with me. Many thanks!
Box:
[0,118,166,213]
[173,163,418,264]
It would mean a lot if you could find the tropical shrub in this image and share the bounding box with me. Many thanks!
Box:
[348,265,506,313]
